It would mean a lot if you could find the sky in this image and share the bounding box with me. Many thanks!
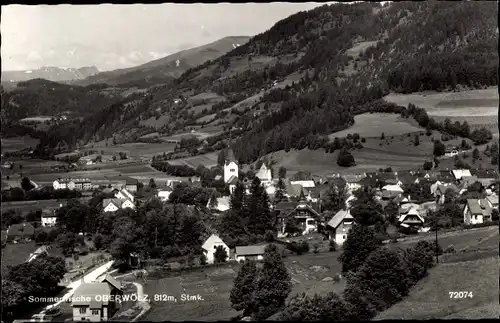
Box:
[1,3,332,72]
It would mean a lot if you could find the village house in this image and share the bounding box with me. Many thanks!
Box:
[275,194,321,236]
[125,178,139,193]
[53,178,92,190]
[201,234,230,264]
[206,196,231,212]
[227,176,239,194]
[41,209,58,227]
[103,198,135,212]
[434,183,460,205]
[289,179,316,188]
[255,163,273,184]
[72,274,123,322]
[341,174,365,192]
[6,223,35,242]
[486,195,499,210]
[326,209,355,246]
[115,188,134,202]
[463,199,493,225]
[235,244,267,262]
[157,187,173,202]
[398,206,425,231]
[452,169,473,182]
[284,183,309,201]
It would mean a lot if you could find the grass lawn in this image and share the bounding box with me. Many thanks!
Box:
[1,199,81,212]
[81,142,177,158]
[144,250,345,321]
[1,136,40,152]
[329,113,425,139]
[384,87,499,133]
[375,256,500,320]
[168,152,219,169]
[1,241,38,275]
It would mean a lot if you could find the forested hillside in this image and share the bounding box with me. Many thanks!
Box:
[1,79,116,120]
[33,1,498,159]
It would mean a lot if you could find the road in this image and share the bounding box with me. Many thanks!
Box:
[40,260,115,314]
[131,282,151,322]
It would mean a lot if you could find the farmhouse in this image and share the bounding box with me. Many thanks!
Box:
[326,209,355,246]
[275,195,321,235]
[452,169,472,181]
[53,178,92,190]
[41,209,57,227]
[72,278,123,322]
[201,234,230,264]
[284,183,309,200]
[463,199,492,225]
[6,223,35,242]
[235,244,267,262]
[398,207,425,230]
[434,184,459,205]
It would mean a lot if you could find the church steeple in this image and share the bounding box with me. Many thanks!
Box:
[225,131,237,164]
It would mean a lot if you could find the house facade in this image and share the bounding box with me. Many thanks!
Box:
[275,198,321,236]
[255,163,272,184]
[53,178,92,190]
[398,207,425,230]
[41,210,57,227]
[115,188,134,202]
[157,189,172,202]
[235,245,267,262]
[201,234,230,264]
[125,179,139,193]
[463,199,493,225]
[326,209,354,246]
[72,275,123,322]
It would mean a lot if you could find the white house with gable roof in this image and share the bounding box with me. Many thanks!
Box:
[202,234,230,264]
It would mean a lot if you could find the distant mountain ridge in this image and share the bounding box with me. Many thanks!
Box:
[1,66,99,83]
[73,36,251,87]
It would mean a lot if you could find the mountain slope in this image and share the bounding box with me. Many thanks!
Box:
[73,36,251,88]
[35,1,498,159]
[1,66,99,83]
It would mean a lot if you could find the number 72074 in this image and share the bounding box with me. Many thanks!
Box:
[449,291,473,299]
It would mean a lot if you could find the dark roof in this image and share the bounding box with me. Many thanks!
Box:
[470,169,499,179]
[466,199,492,216]
[235,245,267,256]
[7,223,35,237]
[99,274,122,291]
[72,283,111,306]
[227,175,239,185]
[125,178,138,185]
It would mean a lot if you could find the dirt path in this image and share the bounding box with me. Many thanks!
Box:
[456,229,499,253]
[130,282,151,322]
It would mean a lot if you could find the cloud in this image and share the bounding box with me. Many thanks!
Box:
[149,51,168,60]
[127,51,144,62]
[67,49,76,57]
[26,51,43,61]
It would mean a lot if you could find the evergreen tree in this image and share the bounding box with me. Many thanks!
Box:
[230,260,258,316]
[247,177,274,236]
[217,150,226,166]
[230,181,246,211]
[278,166,287,179]
[275,178,286,202]
[214,245,228,263]
[253,244,292,320]
[148,178,157,189]
[321,178,348,213]
[338,223,382,273]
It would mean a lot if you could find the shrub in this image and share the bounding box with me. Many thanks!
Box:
[329,240,337,252]
[443,245,456,254]
[199,254,207,266]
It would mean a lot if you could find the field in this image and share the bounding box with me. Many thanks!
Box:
[263,126,489,176]
[81,142,177,158]
[168,152,219,169]
[1,241,38,275]
[384,87,499,133]
[329,113,425,139]
[2,198,91,212]
[1,136,40,152]
[375,256,500,320]
[19,116,53,122]
[144,250,345,321]
[26,162,176,186]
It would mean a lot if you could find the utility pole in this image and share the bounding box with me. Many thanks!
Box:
[154,227,158,247]
[435,217,439,264]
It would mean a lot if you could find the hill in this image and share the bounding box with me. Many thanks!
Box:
[1,65,99,83]
[73,36,251,88]
[33,1,498,161]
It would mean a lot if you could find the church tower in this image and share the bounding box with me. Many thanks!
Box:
[224,136,239,183]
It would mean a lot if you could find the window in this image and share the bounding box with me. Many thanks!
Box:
[343,235,346,239]
[230,169,236,172]
[79,308,86,314]
[92,310,99,315]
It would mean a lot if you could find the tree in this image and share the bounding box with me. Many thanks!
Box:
[472,148,480,161]
[492,209,499,221]
[253,244,292,320]
[214,245,228,263]
[278,292,352,321]
[349,188,384,226]
[274,178,286,202]
[404,240,435,284]
[384,200,400,225]
[217,150,226,166]
[230,260,258,316]
[21,177,35,191]
[380,132,385,140]
[230,181,246,211]
[423,160,433,170]
[337,149,355,167]
[278,166,287,179]
[148,178,157,189]
[321,178,348,213]
[433,140,446,157]
[338,223,382,273]
[56,232,79,256]
[345,248,411,314]
[414,134,420,146]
